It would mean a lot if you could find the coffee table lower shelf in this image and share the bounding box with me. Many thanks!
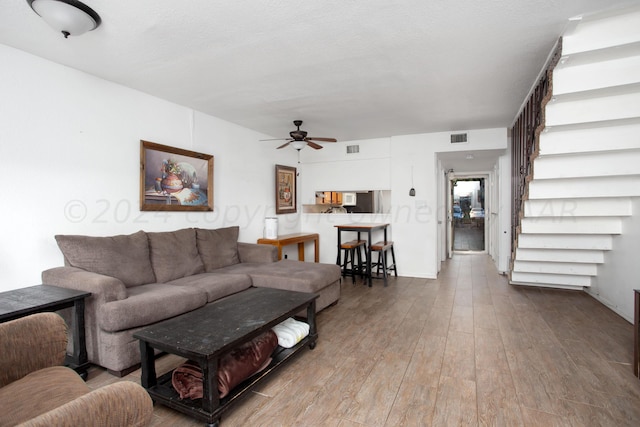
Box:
[135,287,318,427]
[148,337,315,425]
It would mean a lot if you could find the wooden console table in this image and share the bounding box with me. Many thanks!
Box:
[257,232,320,262]
[0,284,91,378]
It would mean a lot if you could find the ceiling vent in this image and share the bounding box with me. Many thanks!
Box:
[450,133,468,143]
[346,144,360,154]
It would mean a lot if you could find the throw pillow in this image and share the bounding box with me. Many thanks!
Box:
[147,228,205,283]
[195,226,240,272]
[55,230,156,287]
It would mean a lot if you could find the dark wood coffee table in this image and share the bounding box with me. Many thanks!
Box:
[134,287,318,427]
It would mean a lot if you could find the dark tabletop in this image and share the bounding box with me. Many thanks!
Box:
[0,284,91,320]
[134,287,317,358]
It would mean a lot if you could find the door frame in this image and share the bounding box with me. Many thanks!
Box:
[449,172,490,255]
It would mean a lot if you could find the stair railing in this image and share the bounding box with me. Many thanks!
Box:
[510,39,563,269]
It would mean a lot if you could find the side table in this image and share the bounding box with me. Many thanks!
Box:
[0,284,91,379]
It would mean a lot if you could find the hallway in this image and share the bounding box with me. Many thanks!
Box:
[87,254,640,426]
[453,220,485,251]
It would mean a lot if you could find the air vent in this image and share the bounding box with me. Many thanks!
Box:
[346,145,360,154]
[450,133,468,143]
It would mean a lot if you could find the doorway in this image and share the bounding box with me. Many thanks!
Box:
[452,177,485,252]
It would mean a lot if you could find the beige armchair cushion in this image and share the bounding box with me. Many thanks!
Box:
[19,381,153,427]
[0,312,67,387]
[55,231,156,287]
[0,366,89,426]
[0,313,153,427]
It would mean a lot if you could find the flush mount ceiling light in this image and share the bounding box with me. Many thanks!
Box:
[27,0,101,38]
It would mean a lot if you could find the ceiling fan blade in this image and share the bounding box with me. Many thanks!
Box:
[306,141,323,150]
[260,138,291,142]
[306,137,337,142]
[277,141,292,149]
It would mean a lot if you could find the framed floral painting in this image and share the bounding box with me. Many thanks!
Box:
[275,164,296,214]
[140,140,214,211]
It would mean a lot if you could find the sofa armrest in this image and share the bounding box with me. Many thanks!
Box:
[0,313,67,388]
[18,381,154,427]
[238,242,278,263]
[42,266,127,305]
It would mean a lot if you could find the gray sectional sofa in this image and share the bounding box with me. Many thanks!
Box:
[41,226,341,376]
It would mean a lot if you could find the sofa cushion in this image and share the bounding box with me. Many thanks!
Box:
[167,272,252,303]
[0,366,89,426]
[55,231,155,287]
[213,262,276,275]
[97,284,206,332]
[249,260,342,293]
[147,228,205,283]
[196,226,240,271]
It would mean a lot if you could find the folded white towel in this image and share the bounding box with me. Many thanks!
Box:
[272,325,297,348]
[272,318,310,348]
[281,317,309,340]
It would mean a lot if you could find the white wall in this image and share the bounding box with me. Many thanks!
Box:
[391,130,507,277]
[0,43,510,292]
[0,44,298,291]
[589,197,640,323]
[497,152,512,273]
[299,137,391,198]
[300,128,508,278]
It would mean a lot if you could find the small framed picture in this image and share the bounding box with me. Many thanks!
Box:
[140,140,213,211]
[275,164,296,214]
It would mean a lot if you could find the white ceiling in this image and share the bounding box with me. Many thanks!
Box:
[1,0,637,171]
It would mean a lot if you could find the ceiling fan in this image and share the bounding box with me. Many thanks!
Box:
[262,120,337,150]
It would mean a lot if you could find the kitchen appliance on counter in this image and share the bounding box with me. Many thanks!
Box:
[342,192,357,206]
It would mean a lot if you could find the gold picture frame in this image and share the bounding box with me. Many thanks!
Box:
[275,164,296,214]
[140,140,213,211]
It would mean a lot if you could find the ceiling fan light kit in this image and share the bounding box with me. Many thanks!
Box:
[27,0,101,38]
[291,140,306,151]
[261,120,337,151]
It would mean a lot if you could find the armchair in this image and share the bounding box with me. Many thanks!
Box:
[0,312,153,427]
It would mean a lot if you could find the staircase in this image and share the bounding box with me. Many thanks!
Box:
[510,6,640,290]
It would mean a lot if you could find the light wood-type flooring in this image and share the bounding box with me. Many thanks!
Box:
[86,254,640,426]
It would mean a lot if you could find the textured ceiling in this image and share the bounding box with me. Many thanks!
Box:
[1,0,637,149]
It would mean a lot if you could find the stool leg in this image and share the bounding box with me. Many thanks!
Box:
[390,246,398,277]
[363,246,370,285]
[341,249,348,279]
[351,248,358,284]
[381,249,388,287]
[353,247,358,282]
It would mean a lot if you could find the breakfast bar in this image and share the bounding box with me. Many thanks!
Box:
[335,223,390,286]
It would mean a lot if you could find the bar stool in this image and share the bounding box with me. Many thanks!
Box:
[370,241,397,286]
[339,240,367,284]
